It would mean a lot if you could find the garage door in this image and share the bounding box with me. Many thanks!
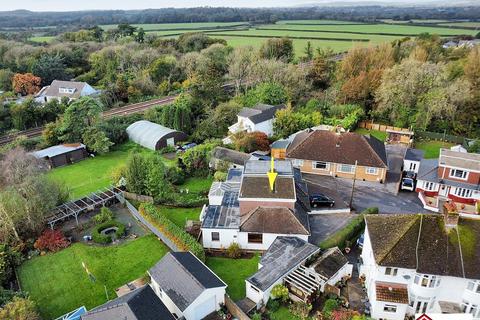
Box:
[167,137,175,146]
[193,296,216,320]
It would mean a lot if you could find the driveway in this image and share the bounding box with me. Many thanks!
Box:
[303,173,427,214]
[309,212,356,245]
[385,144,407,195]
[306,177,350,213]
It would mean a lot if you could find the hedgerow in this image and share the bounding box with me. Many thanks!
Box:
[139,203,205,262]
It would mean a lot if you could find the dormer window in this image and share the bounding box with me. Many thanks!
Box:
[414,274,441,288]
[450,169,468,180]
[59,87,76,94]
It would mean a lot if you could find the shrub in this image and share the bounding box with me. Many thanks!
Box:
[251,313,261,320]
[214,171,227,182]
[91,220,126,244]
[139,203,205,261]
[226,242,241,258]
[0,297,40,320]
[323,298,340,318]
[271,284,289,302]
[289,301,312,320]
[362,207,379,215]
[267,298,280,312]
[34,229,70,252]
[159,145,176,154]
[166,166,185,185]
[92,207,114,224]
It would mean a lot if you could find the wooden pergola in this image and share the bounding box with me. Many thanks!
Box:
[46,186,124,229]
[284,265,325,302]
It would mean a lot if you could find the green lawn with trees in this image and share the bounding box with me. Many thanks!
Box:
[414,140,455,159]
[17,235,169,319]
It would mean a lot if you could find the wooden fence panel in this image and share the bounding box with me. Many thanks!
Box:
[225,295,251,320]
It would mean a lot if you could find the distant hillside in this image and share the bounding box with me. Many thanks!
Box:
[0,6,479,29]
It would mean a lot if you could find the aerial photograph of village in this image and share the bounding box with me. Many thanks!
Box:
[0,0,479,319]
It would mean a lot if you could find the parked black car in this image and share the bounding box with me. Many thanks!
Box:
[309,193,335,208]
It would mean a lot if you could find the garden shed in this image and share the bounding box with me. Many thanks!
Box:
[32,143,88,168]
[126,120,188,150]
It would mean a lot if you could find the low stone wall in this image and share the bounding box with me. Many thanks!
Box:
[124,191,154,203]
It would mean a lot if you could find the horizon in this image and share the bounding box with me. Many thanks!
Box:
[1,0,478,12]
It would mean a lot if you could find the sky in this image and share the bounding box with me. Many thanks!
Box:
[0,0,461,12]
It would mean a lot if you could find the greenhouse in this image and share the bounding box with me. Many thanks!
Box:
[126,120,188,150]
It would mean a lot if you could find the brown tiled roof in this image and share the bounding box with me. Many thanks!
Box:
[239,176,295,200]
[240,206,309,235]
[286,130,387,168]
[366,214,480,279]
[375,281,409,304]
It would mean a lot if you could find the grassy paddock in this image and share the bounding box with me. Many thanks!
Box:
[206,255,260,301]
[18,235,169,319]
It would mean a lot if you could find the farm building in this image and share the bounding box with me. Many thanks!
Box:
[32,143,88,168]
[126,120,188,150]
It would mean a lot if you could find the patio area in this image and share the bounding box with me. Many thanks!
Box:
[420,193,478,215]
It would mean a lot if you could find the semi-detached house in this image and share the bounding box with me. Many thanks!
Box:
[278,130,388,183]
[416,148,480,213]
[360,213,480,320]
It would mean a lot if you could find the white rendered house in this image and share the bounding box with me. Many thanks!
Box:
[35,80,98,103]
[360,213,480,320]
[148,252,227,320]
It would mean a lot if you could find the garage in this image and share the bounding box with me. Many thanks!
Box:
[192,296,216,320]
[126,120,188,150]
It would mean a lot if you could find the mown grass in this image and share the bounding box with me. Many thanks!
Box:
[355,128,388,142]
[47,142,153,199]
[29,36,55,43]
[206,254,260,301]
[414,140,455,159]
[180,176,214,193]
[18,235,169,319]
[157,206,202,228]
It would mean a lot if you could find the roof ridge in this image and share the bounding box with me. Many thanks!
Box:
[286,130,315,156]
[287,208,310,234]
[170,253,206,291]
[362,135,388,167]
[377,215,420,264]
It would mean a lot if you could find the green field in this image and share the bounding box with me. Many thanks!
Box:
[29,36,55,43]
[101,22,249,31]
[277,20,364,25]
[437,22,480,28]
[47,142,154,199]
[18,235,169,319]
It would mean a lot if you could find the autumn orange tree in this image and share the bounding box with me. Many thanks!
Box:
[12,73,41,95]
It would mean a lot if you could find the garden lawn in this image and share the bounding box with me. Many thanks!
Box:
[47,142,153,199]
[157,206,202,228]
[206,255,260,301]
[354,128,387,142]
[414,140,455,159]
[181,176,214,193]
[18,234,169,319]
[270,306,296,320]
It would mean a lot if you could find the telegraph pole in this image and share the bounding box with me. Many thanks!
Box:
[349,161,358,209]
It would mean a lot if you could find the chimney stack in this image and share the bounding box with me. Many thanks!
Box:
[441,199,459,230]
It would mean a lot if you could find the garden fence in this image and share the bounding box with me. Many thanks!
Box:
[124,200,180,252]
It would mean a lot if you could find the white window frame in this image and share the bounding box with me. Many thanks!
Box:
[383,304,397,313]
[450,168,468,180]
[312,161,329,170]
[211,232,220,242]
[453,187,473,198]
[365,167,378,175]
[337,164,355,174]
[409,162,417,171]
[423,181,437,191]
[414,274,440,288]
[292,159,304,167]
[385,267,398,276]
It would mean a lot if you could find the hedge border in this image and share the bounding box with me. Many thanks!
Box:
[92,220,126,244]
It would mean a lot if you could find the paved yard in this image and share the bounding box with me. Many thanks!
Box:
[308,212,356,244]
[307,178,350,213]
[385,144,407,195]
[303,173,427,214]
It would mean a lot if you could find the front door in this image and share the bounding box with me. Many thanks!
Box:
[439,184,449,198]
[166,137,175,146]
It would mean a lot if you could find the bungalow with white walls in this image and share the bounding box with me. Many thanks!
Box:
[360,213,480,320]
[148,252,227,320]
[35,80,98,103]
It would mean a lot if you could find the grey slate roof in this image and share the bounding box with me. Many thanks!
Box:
[238,104,286,124]
[211,147,251,166]
[33,143,86,159]
[247,237,320,291]
[312,247,349,279]
[43,80,90,99]
[81,285,175,320]
[404,148,425,162]
[271,139,290,149]
[149,252,226,311]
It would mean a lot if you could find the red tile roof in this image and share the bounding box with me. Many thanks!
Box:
[375,281,409,304]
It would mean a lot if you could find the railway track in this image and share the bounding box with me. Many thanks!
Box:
[0,95,178,146]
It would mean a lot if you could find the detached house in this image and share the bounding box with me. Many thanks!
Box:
[416,148,480,213]
[223,103,286,144]
[201,160,310,251]
[35,80,98,103]
[148,252,227,320]
[280,130,388,183]
[360,213,480,320]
